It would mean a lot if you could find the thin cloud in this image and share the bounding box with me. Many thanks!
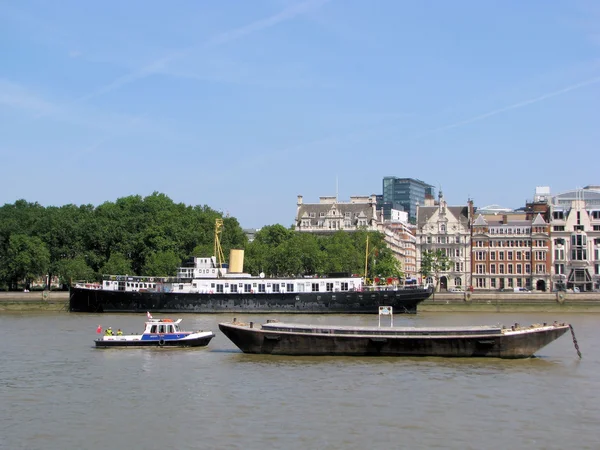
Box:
[68,0,331,106]
[420,76,600,136]
[0,78,59,116]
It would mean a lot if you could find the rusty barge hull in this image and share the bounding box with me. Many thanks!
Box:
[218,321,570,359]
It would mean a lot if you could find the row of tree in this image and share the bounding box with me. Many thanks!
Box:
[0,193,408,290]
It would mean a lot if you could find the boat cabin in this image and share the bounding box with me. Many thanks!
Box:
[144,318,183,334]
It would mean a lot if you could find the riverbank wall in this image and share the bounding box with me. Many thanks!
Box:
[2,291,600,313]
[420,292,600,313]
[0,291,69,312]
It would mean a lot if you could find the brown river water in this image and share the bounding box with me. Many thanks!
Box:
[1,311,598,450]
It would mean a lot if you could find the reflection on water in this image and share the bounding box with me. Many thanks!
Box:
[0,311,597,450]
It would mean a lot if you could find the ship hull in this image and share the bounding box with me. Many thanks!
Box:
[218,322,570,359]
[69,287,432,314]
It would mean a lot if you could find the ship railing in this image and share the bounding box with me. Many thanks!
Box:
[361,284,428,292]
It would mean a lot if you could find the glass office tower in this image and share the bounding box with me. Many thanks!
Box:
[382,177,434,223]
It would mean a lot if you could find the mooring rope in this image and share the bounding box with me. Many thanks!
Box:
[569,324,582,359]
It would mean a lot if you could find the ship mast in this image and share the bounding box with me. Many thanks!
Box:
[214,218,226,273]
[364,235,369,279]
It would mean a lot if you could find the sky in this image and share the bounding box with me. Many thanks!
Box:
[1,0,599,228]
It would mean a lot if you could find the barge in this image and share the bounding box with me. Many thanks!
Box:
[219,319,571,358]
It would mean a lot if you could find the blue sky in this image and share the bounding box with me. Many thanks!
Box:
[1,0,599,228]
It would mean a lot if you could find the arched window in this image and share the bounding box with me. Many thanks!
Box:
[440,224,446,232]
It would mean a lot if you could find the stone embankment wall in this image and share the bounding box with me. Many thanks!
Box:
[421,292,600,313]
[0,291,69,311]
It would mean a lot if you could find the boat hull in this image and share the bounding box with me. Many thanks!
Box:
[70,287,432,314]
[218,322,570,359]
[94,335,214,348]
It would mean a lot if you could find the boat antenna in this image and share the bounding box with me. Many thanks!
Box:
[214,218,226,272]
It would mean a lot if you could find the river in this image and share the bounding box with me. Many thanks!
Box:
[1,311,597,450]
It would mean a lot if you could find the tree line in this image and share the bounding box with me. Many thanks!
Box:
[0,192,402,290]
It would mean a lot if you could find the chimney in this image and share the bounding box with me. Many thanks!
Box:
[297,195,303,206]
[502,214,508,224]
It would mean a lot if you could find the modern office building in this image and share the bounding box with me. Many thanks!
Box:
[382,177,435,223]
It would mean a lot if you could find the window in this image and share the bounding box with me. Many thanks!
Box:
[216,284,224,293]
[516,264,522,274]
[525,264,531,274]
[490,252,496,260]
[490,278,496,288]
[286,283,294,292]
[536,264,546,274]
[326,282,334,291]
[244,283,252,293]
[499,264,505,274]
[230,284,238,293]
[508,251,513,260]
[499,252,505,260]
[507,278,514,287]
[555,249,565,260]
[454,277,462,286]
[490,264,496,274]
[555,264,564,275]
[311,283,320,292]
[508,264,513,274]
[272,284,280,293]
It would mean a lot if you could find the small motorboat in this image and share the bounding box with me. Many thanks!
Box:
[95,317,215,348]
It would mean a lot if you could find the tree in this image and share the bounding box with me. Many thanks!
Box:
[101,252,133,276]
[56,256,95,286]
[419,249,451,299]
[143,251,181,276]
[2,234,50,289]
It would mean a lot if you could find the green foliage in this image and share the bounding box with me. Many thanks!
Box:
[2,234,50,288]
[142,251,181,276]
[420,249,451,278]
[56,256,95,286]
[101,252,133,275]
[0,193,406,288]
[419,250,451,296]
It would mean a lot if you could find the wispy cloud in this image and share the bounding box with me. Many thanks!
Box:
[68,0,331,106]
[420,75,600,136]
[0,78,59,116]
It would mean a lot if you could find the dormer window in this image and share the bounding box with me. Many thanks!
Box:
[440,224,446,232]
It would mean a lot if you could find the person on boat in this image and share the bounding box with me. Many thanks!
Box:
[116,329,123,336]
[105,327,113,336]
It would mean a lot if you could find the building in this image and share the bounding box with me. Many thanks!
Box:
[415,191,472,291]
[381,177,435,223]
[294,195,418,278]
[471,212,551,292]
[549,186,600,292]
[295,195,379,232]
